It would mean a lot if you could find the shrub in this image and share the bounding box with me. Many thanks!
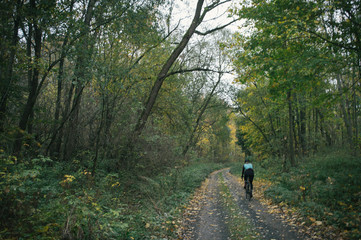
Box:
[264,185,300,204]
[1,148,226,240]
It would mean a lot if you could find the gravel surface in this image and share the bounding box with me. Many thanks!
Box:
[180,168,311,240]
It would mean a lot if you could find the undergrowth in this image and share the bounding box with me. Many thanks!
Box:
[0,151,224,239]
[231,149,361,239]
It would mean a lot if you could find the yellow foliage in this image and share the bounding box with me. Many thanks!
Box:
[37,223,59,233]
[60,175,75,187]
[82,169,91,175]
[112,182,120,187]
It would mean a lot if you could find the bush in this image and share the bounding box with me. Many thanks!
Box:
[0,147,226,240]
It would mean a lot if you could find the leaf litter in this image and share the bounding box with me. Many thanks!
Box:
[177,168,321,240]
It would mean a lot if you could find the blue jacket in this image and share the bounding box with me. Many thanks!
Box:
[241,163,254,178]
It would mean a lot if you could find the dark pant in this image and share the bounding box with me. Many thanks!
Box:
[244,169,254,190]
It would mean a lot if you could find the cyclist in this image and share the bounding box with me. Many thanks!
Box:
[241,158,254,197]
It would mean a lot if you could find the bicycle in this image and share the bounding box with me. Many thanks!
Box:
[245,177,252,201]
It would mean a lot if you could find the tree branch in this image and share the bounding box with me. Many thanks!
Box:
[133,0,206,137]
[165,67,230,78]
[198,0,231,24]
[195,18,240,36]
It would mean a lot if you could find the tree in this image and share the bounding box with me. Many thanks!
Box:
[133,0,234,137]
[227,0,360,162]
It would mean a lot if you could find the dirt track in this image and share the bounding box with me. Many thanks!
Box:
[179,168,310,240]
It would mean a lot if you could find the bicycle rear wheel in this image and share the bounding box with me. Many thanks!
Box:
[245,180,251,200]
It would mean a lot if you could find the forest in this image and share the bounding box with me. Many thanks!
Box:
[0,0,360,239]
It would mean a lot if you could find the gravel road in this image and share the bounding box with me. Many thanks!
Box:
[179,168,311,240]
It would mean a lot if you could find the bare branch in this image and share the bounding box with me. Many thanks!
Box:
[165,67,231,77]
[195,18,240,36]
[199,0,232,23]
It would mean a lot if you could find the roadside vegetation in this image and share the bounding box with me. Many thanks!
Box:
[1,1,240,239]
[231,149,361,239]
[0,151,225,239]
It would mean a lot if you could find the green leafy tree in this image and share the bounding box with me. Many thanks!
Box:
[228,0,360,164]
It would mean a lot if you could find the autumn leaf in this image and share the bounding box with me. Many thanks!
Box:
[315,221,322,226]
[309,217,316,222]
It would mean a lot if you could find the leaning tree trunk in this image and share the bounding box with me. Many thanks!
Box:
[133,0,206,137]
[13,4,42,155]
[118,0,206,169]
[120,0,233,168]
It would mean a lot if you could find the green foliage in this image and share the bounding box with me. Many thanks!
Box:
[0,150,224,239]
[236,128,252,157]
[264,185,300,204]
[0,154,62,238]
[227,0,361,161]
[259,149,361,239]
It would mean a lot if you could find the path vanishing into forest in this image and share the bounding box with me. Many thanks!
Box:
[179,169,312,240]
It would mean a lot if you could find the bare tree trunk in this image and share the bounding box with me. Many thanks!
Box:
[293,94,299,155]
[336,74,353,148]
[299,99,306,155]
[307,103,312,151]
[62,0,97,161]
[63,85,84,161]
[91,96,106,176]
[57,82,75,159]
[254,82,279,156]
[352,64,359,155]
[287,90,295,167]
[0,0,22,133]
[48,0,75,158]
[13,1,42,155]
[314,107,319,152]
[49,51,65,157]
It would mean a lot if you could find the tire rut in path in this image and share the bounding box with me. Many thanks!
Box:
[181,169,230,240]
[222,168,310,240]
[180,168,310,240]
